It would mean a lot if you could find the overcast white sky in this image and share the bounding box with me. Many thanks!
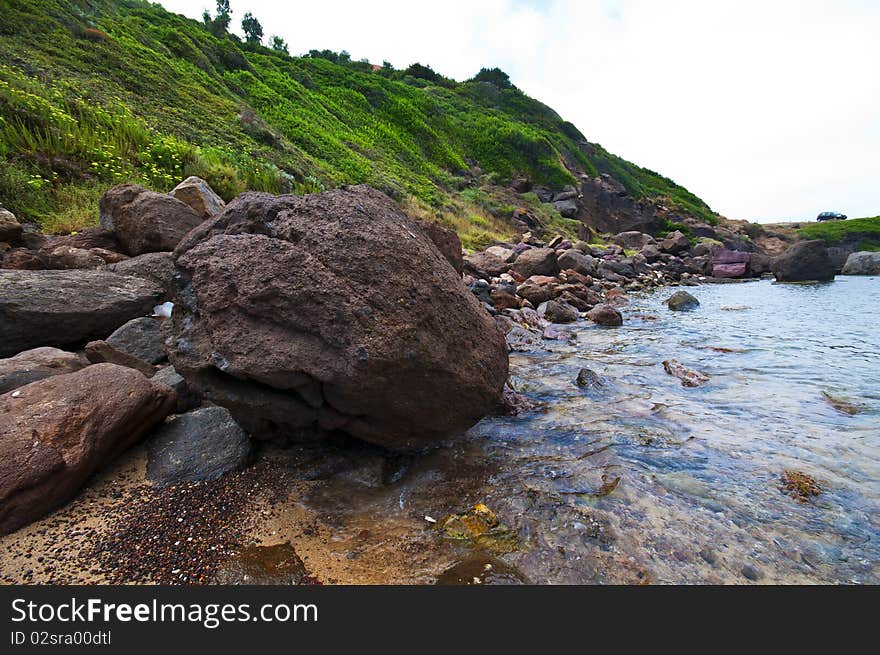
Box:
[158,0,878,222]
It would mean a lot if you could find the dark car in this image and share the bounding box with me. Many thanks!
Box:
[817,211,847,221]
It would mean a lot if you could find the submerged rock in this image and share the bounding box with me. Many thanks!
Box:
[146,406,251,487]
[576,367,607,389]
[0,364,176,535]
[821,391,860,415]
[666,290,700,311]
[438,503,518,554]
[213,543,311,585]
[169,186,508,449]
[0,270,164,357]
[436,555,530,585]
[662,359,710,387]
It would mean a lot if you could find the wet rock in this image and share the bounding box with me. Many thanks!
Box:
[169,186,509,449]
[699,547,717,566]
[438,503,518,554]
[538,299,579,324]
[0,208,23,242]
[741,564,762,581]
[146,406,251,487]
[585,304,623,326]
[106,317,166,365]
[841,251,880,276]
[512,247,560,278]
[152,365,198,413]
[0,270,163,357]
[213,543,310,585]
[99,183,203,255]
[772,240,835,282]
[780,469,823,502]
[0,347,89,394]
[106,251,176,294]
[576,368,607,389]
[436,555,530,585]
[662,359,709,387]
[821,391,860,415]
[557,248,597,276]
[169,176,225,220]
[666,290,700,311]
[84,340,157,377]
[0,364,176,535]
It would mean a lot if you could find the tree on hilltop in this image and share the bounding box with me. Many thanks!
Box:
[203,0,232,37]
[270,35,289,54]
[241,11,264,45]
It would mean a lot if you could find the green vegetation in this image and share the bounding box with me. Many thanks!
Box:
[0,0,716,242]
[798,216,880,250]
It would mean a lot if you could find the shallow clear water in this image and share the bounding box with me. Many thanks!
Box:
[466,276,880,583]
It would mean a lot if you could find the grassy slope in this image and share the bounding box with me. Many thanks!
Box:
[798,216,880,251]
[0,0,716,246]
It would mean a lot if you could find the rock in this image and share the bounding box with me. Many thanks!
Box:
[146,406,251,487]
[84,339,156,377]
[599,259,636,279]
[512,247,560,278]
[464,251,509,278]
[553,198,578,218]
[553,187,578,202]
[485,245,516,262]
[741,564,762,582]
[557,249,597,276]
[533,187,554,203]
[641,244,662,262]
[749,252,772,276]
[214,543,309,585]
[772,240,835,282]
[169,176,226,220]
[713,262,748,278]
[662,359,709,387]
[666,290,700,311]
[537,300,579,324]
[0,270,164,358]
[516,280,554,305]
[510,176,532,193]
[152,365,198,413]
[576,368,607,389]
[44,245,106,269]
[48,226,120,252]
[0,347,89,394]
[106,251,176,294]
[585,304,623,326]
[1,248,46,270]
[106,317,166,365]
[417,221,464,274]
[490,289,520,311]
[613,231,654,250]
[841,251,880,276]
[0,364,176,535]
[826,246,851,274]
[169,186,509,450]
[659,230,691,254]
[579,174,658,234]
[99,183,203,255]
[0,208,23,242]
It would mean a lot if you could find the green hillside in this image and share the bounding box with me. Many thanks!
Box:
[0,0,716,247]
[798,216,880,251]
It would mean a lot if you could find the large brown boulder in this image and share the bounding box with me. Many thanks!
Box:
[169,185,509,450]
[416,220,463,274]
[772,240,835,282]
[99,184,203,255]
[0,270,163,357]
[0,364,176,535]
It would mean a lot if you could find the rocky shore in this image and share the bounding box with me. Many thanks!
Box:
[1,175,876,585]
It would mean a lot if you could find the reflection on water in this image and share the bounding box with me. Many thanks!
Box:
[301,277,879,584]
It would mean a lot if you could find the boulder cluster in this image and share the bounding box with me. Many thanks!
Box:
[0,179,508,536]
